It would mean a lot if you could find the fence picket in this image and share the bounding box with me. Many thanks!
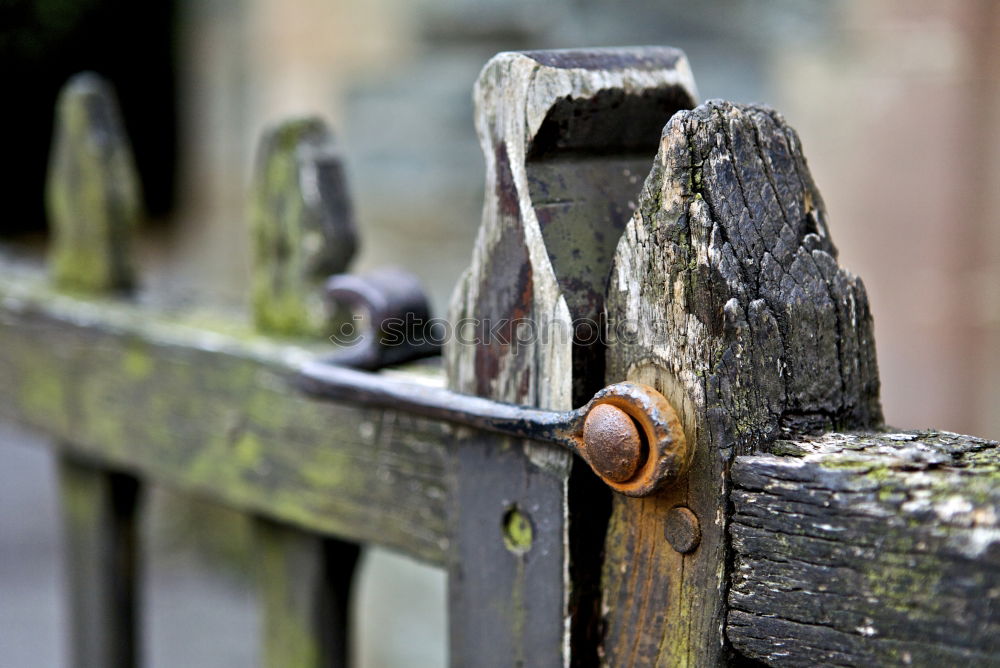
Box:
[46,72,144,668]
[248,117,361,668]
[445,47,697,666]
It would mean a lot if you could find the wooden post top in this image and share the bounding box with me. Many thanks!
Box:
[46,72,142,294]
[449,46,698,410]
[445,47,699,668]
[248,117,357,337]
[601,99,884,666]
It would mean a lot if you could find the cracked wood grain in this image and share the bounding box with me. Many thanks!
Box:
[446,47,696,667]
[601,100,882,665]
[729,430,1000,667]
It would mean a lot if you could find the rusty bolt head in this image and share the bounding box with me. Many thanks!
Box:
[664,506,701,554]
[582,403,644,483]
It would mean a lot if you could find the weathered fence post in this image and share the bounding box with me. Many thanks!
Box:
[249,118,357,337]
[600,100,883,664]
[247,117,360,668]
[46,72,144,668]
[48,73,140,294]
[446,48,697,666]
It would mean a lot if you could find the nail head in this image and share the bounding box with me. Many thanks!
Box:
[664,506,700,553]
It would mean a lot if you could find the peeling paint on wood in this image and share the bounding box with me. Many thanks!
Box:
[10,53,996,668]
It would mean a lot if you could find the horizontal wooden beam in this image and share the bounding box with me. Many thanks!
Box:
[0,263,452,565]
[729,430,1000,666]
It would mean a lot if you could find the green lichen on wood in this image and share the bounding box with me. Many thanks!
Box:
[0,271,453,565]
[256,520,359,668]
[258,522,324,668]
[730,430,1000,665]
[501,506,533,554]
[249,117,357,337]
[46,72,141,293]
[603,101,885,667]
[43,73,145,666]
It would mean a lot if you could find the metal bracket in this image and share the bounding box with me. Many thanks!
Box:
[304,266,688,495]
[298,359,688,497]
[322,268,440,369]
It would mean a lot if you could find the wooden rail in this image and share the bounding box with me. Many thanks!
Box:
[0,49,997,667]
[0,264,453,564]
[730,431,1000,665]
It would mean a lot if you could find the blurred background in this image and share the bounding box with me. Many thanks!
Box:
[1,0,997,665]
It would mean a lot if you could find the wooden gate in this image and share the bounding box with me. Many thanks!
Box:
[0,47,997,667]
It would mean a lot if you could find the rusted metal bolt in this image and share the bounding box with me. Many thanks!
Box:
[582,403,644,483]
[664,506,701,554]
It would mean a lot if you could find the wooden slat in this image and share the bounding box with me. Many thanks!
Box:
[45,72,144,668]
[248,116,356,336]
[446,47,697,666]
[58,457,141,668]
[257,520,360,668]
[0,268,453,566]
[601,101,883,664]
[248,116,362,668]
[729,430,1000,666]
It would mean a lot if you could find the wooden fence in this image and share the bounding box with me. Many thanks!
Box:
[0,47,997,667]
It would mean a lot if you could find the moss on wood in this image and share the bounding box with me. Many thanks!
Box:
[0,269,453,565]
[46,72,140,293]
[602,101,883,666]
[730,430,1000,665]
[249,118,357,337]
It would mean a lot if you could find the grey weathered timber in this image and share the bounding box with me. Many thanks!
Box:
[446,47,697,666]
[0,265,453,566]
[58,458,140,668]
[601,100,882,665]
[729,430,1000,667]
[248,118,362,667]
[46,72,141,294]
[46,73,144,668]
[249,117,357,336]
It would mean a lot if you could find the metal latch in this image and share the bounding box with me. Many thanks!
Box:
[295,270,688,497]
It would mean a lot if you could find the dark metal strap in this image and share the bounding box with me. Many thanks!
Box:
[295,360,688,497]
